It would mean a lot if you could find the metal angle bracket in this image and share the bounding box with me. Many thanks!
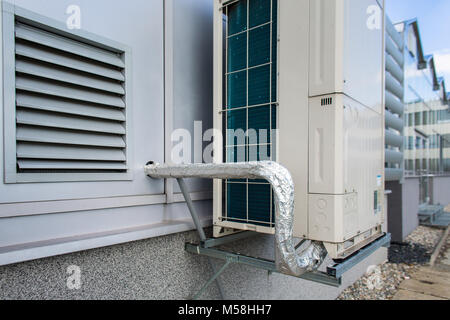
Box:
[326,233,392,279]
[149,172,389,297]
[186,243,342,288]
[186,232,392,293]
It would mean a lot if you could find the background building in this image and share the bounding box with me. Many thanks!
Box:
[385,17,450,242]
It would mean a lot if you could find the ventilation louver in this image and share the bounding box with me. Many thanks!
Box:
[13,21,128,175]
[321,97,333,106]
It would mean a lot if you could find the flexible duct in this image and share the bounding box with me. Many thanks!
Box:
[144,161,327,277]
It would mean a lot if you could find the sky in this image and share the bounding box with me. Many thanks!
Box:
[386,0,450,92]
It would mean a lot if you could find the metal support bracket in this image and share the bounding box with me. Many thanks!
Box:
[327,233,392,279]
[145,161,329,278]
[186,243,342,287]
[167,176,391,299]
[192,260,232,300]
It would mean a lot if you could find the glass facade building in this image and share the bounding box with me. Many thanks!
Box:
[395,20,450,204]
[397,21,450,177]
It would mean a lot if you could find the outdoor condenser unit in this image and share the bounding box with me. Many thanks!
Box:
[212,0,386,259]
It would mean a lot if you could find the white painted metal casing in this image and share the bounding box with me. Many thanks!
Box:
[213,0,385,258]
[308,95,385,245]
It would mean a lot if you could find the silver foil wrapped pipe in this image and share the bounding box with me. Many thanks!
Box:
[144,161,327,277]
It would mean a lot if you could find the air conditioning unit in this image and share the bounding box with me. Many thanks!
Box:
[212,0,386,259]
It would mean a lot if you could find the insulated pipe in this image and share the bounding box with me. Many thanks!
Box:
[145,161,327,277]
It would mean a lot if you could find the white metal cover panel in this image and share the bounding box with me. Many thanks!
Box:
[308,0,344,97]
[305,0,385,244]
[309,0,383,114]
[343,0,383,114]
[308,193,359,243]
[308,95,345,194]
[278,0,311,238]
[308,94,384,242]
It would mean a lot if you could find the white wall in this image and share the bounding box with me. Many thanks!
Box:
[172,0,214,194]
[0,0,214,263]
[2,0,165,200]
[432,176,450,206]
[402,177,420,239]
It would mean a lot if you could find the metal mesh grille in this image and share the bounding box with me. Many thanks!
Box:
[223,0,278,227]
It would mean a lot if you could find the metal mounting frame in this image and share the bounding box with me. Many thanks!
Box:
[175,177,391,300]
[186,243,342,288]
[327,233,392,279]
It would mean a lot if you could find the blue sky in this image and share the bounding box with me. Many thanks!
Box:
[386,0,450,92]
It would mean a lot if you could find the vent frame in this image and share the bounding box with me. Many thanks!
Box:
[2,3,133,183]
[321,97,333,106]
[221,0,278,230]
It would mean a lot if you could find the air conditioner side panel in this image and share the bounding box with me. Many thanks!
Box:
[278,0,310,238]
[309,0,383,115]
[308,193,359,243]
[309,0,344,97]
[343,95,385,235]
[343,0,384,114]
[308,95,345,194]
[213,0,224,236]
[308,94,384,243]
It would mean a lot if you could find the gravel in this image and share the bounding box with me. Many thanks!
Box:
[337,226,444,300]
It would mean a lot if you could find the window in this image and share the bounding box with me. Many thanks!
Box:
[2,4,132,183]
[416,137,422,149]
[407,27,417,57]
[407,136,414,150]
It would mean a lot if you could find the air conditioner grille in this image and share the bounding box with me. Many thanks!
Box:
[223,0,278,228]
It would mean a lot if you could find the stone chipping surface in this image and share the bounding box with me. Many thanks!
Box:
[337,226,444,300]
[0,227,388,300]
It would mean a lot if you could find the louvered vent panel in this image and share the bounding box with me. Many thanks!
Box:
[14,21,128,174]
